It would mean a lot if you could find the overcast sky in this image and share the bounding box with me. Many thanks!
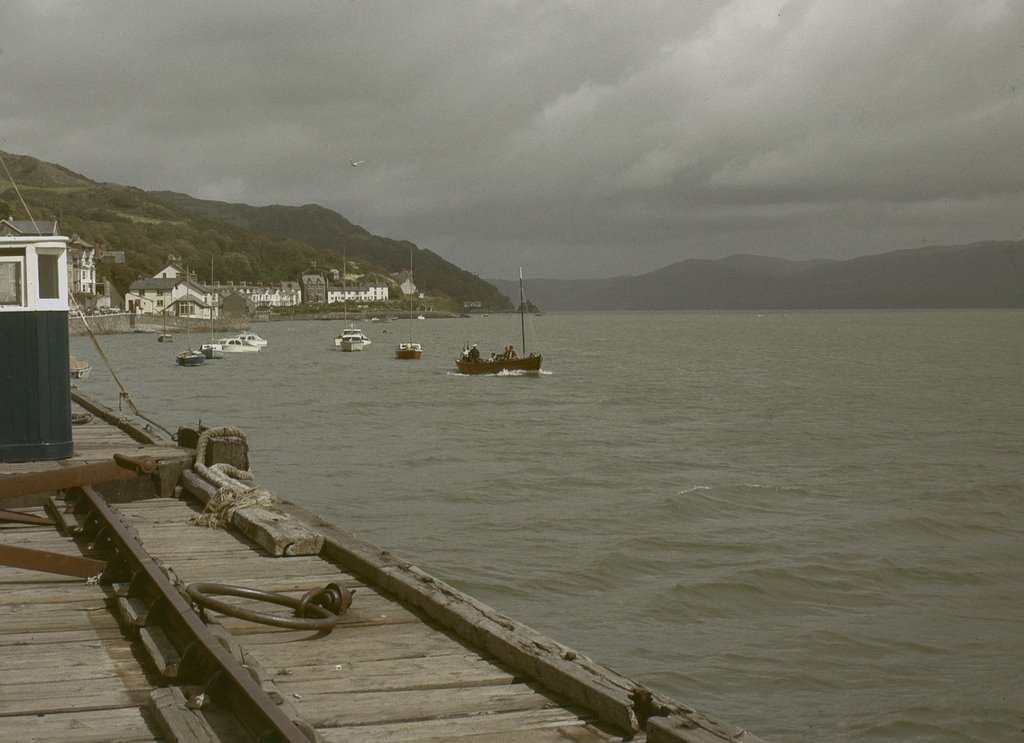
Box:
[2,1,1022,278]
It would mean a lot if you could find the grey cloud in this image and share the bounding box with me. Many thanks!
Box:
[1,0,1021,277]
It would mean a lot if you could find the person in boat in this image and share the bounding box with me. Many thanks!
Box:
[507,345,518,359]
[468,344,480,361]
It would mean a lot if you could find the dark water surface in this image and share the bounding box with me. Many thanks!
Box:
[72,310,1024,742]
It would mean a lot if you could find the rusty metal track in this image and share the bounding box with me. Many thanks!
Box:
[67,485,316,743]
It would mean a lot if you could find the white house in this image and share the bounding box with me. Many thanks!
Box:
[124,263,220,319]
[325,281,389,305]
[67,235,97,295]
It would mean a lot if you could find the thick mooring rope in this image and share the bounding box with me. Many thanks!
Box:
[190,426,278,528]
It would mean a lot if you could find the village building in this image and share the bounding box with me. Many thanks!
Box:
[219,290,256,319]
[67,234,98,296]
[325,281,389,305]
[124,263,221,319]
[0,217,60,237]
[395,268,417,296]
[300,272,326,304]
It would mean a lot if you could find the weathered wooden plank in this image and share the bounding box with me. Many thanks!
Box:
[0,707,160,743]
[230,621,472,662]
[0,641,139,671]
[0,669,153,704]
[316,708,622,743]
[0,627,126,647]
[0,601,120,632]
[0,683,154,717]
[268,654,520,694]
[0,582,111,604]
[292,682,563,728]
[257,652,516,685]
[647,713,761,743]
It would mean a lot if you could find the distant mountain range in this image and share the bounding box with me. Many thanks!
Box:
[491,242,1024,311]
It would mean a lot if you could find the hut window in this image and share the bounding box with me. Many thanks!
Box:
[38,253,60,299]
[0,258,23,305]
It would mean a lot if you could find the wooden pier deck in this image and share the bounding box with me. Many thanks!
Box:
[0,393,762,742]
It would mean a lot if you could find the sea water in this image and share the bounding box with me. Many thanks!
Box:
[71,310,1024,742]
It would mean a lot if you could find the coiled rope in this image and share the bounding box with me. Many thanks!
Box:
[190,426,278,528]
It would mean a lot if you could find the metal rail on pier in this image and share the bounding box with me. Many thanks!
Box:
[56,484,318,743]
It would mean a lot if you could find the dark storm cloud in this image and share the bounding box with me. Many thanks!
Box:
[2,0,1021,277]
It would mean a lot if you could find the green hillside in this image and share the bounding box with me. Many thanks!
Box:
[0,151,512,311]
[149,191,511,310]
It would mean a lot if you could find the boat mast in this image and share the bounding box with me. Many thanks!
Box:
[519,267,526,355]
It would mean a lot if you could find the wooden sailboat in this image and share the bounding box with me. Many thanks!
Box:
[395,250,423,360]
[455,268,542,374]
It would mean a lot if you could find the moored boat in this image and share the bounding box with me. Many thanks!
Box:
[395,341,423,360]
[175,349,205,366]
[201,342,224,359]
[238,332,267,347]
[218,337,261,353]
[335,327,366,351]
[395,249,424,360]
[69,356,92,379]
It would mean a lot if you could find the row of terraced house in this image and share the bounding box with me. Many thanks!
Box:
[124,263,392,320]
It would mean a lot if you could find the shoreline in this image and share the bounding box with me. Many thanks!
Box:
[69,310,469,336]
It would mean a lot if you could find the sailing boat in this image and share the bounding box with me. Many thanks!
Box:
[395,250,423,360]
[455,268,542,374]
[175,280,205,367]
[335,255,369,351]
[157,308,173,342]
[201,255,223,358]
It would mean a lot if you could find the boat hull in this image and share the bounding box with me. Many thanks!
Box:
[176,351,206,367]
[395,342,423,360]
[455,354,542,375]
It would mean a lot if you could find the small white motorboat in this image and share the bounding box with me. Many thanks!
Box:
[335,327,367,351]
[218,337,261,353]
[238,333,268,347]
